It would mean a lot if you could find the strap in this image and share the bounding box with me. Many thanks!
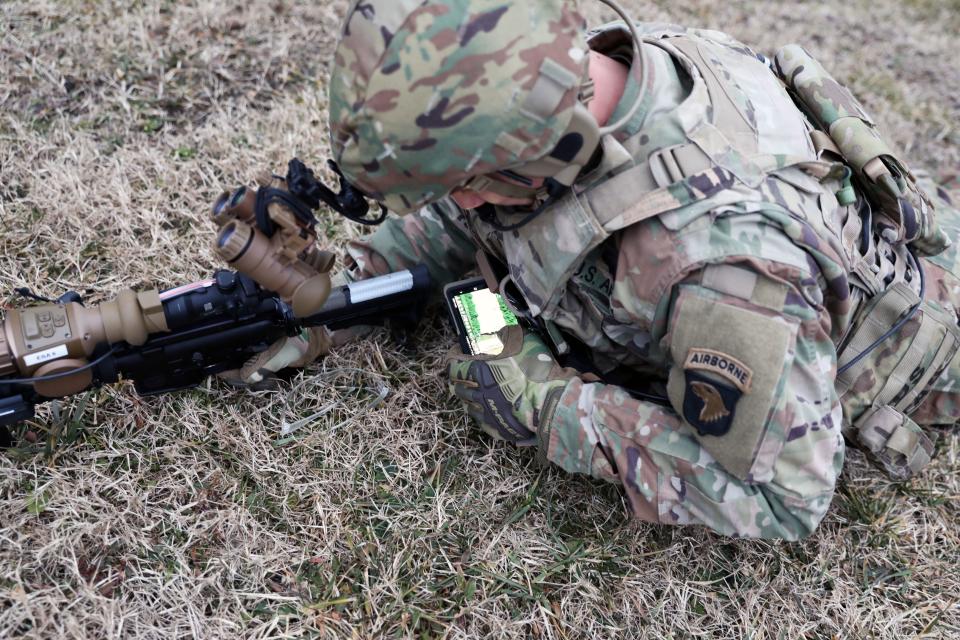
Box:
[855,405,935,479]
[587,142,718,231]
[463,173,539,200]
[648,144,714,188]
[850,259,883,297]
[520,58,580,124]
[475,250,501,294]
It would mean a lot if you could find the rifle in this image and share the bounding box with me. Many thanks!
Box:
[0,265,431,445]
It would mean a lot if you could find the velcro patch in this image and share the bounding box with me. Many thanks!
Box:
[685,348,753,392]
[682,371,741,437]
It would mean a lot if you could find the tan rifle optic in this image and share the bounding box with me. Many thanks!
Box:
[210,172,336,318]
[0,290,168,398]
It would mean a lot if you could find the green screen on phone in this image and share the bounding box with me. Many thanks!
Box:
[452,287,518,355]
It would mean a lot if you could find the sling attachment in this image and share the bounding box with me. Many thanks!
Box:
[853,405,935,480]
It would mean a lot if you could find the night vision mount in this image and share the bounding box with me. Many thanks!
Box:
[300,158,388,226]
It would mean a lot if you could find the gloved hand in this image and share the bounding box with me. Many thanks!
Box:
[218,326,332,390]
[446,325,576,445]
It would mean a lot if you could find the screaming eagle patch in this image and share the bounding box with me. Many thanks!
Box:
[682,370,741,437]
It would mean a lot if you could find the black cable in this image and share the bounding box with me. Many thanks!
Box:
[858,197,873,255]
[0,347,117,385]
[480,200,552,232]
[478,179,569,233]
[496,170,534,186]
[336,200,388,226]
[837,249,926,376]
[14,288,54,303]
[629,390,671,406]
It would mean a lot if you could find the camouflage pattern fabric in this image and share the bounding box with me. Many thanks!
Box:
[774,45,951,255]
[540,234,846,539]
[328,0,589,215]
[330,17,960,539]
[903,182,960,425]
[447,325,575,445]
[339,199,477,298]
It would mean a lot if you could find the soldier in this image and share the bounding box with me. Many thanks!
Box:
[238,0,960,540]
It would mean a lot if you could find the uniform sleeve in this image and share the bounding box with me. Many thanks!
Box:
[338,198,478,296]
[539,268,845,540]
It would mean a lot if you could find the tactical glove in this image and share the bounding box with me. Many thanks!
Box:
[218,326,332,390]
[447,325,576,446]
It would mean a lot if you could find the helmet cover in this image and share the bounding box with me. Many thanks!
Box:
[328,0,589,214]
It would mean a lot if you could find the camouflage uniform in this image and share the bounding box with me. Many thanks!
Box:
[331,12,960,539]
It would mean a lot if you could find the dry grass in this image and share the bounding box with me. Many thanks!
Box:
[0,1,958,638]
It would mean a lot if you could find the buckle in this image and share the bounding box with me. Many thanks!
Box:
[647,144,713,188]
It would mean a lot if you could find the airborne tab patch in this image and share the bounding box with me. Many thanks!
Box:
[682,371,741,437]
[685,348,753,392]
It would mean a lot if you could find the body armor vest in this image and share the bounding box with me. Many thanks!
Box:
[467,23,959,478]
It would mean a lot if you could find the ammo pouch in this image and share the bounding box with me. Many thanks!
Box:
[836,283,960,479]
[852,406,935,480]
[774,46,950,257]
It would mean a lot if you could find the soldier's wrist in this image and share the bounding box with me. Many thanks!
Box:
[535,377,583,467]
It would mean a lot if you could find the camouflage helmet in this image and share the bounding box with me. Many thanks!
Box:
[328,0,595,215]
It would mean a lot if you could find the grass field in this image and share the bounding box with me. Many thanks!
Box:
[1,1,959,638]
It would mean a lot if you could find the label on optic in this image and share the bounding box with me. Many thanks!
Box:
[24,344,69,368]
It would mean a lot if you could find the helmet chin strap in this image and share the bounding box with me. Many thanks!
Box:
[476,177,570,233]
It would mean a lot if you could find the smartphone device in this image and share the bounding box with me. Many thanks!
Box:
[444,278,519,356]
